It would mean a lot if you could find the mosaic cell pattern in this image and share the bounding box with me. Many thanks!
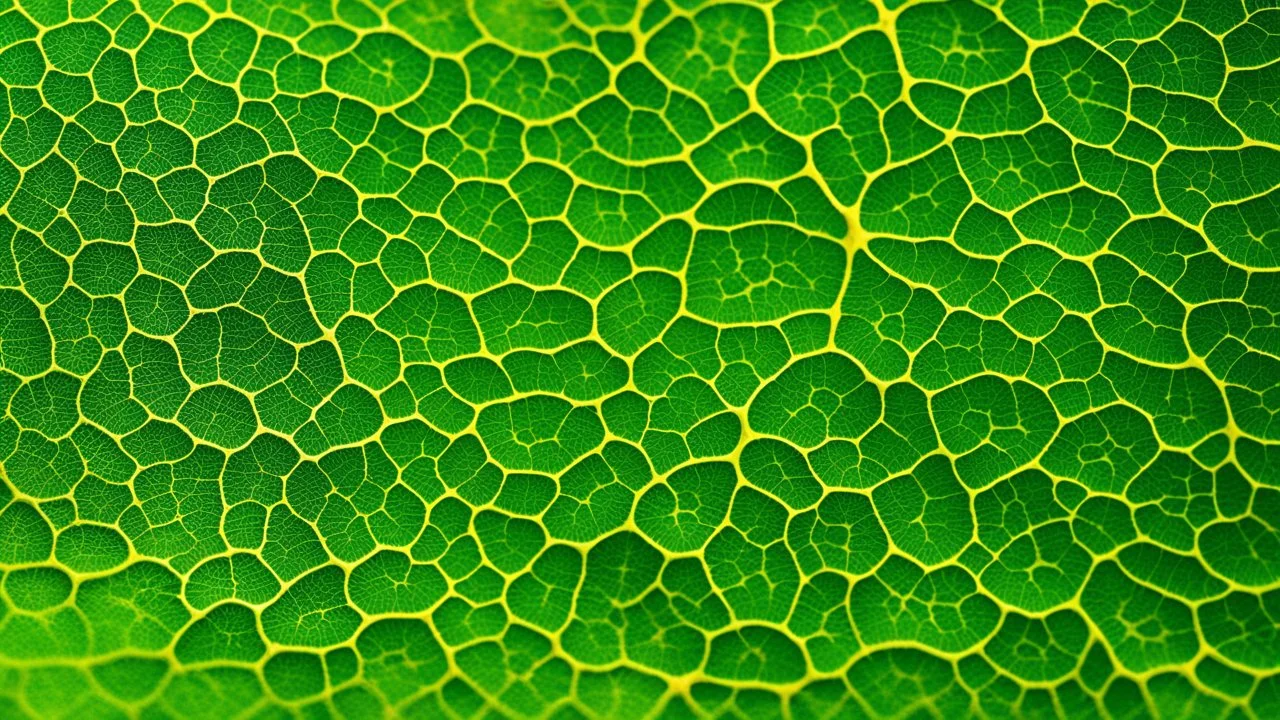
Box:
[0,0,1279,717]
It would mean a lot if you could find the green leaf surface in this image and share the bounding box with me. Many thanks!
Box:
[1,1,1275,717]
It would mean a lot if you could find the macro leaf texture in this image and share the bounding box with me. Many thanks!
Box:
[1,0,1279,717]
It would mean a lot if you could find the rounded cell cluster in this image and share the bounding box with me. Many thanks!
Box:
[1,0,1279,717]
